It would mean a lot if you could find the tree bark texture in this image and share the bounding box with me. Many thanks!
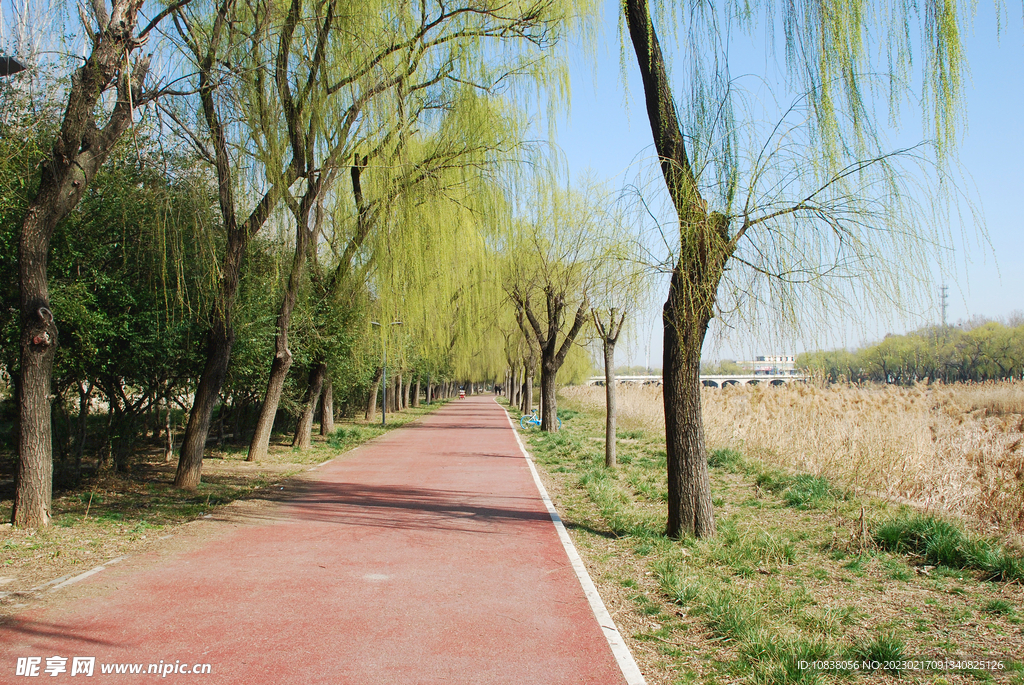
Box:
[521,373,533,415]
[509,366,520,409]
[595,308,626,468]
[662,270,715,538]
[365,367,382,421]
[412,376,420,408]
[175,325,232,488]
[292,362,326,449]
[246,351,291,461]
[604,340,617,467]
[538,368,557,428]
[13,0,151,526]
[320,374,334,435]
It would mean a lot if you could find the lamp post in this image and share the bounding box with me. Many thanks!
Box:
[371,320,402,426]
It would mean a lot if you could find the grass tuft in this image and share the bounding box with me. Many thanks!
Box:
[849,630,906,672]
[707,447,744,471]
[756,471,844,510]
[874,513,1024,581]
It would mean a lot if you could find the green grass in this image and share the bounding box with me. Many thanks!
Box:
[848,630,907,672]
[980,599,1015,616]
[874,513,1024,581]
[707,447,744,471]
[756,471,846,510]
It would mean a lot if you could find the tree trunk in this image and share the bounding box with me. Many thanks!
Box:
[247,351,292,461]
[522,373,533,414]
[247,204,315,461]
[320,374,334,435]
[164,394,174,463]
[217,400,226,447]
[412,376,420,408]
[625,0,731,538]
[174,5,295,485]
[512,297,586,432]
[15,216,64,529]
[292,362,326,449]
[403,376,412,409]
[13,0,151,526]
[595,308,626,468]
[365,367,382,421]
[663,269,716,539]
[539,365,558,431]
[604,338,617,468]
[175,325,233,487]
[75,382,90,476]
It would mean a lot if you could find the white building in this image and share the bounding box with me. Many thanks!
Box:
[739,355,798,375]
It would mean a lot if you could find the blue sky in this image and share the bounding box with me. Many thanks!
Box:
[553,0,1024,366]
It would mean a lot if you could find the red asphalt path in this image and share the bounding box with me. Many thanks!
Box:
[1,396,632,684]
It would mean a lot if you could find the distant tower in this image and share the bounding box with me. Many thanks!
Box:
[940,284,949,328]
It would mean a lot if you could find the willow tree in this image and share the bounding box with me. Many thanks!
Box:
[241,0,592,461]
[168,0,301,487]
[287,87,519,448]
[366,141,509,407]
[622,0,969,537]
[505,177,620,431]
[590,201,648,468]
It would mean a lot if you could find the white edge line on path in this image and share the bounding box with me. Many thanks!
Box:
[48,555,129,593]
[497,399,647,685]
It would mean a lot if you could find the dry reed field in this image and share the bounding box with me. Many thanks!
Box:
[561,381,1024,533]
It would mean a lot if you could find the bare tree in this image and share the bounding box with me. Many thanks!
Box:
[593,308,626,467]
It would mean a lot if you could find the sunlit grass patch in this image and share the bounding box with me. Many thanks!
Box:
[755,470,846,510]
[874,513,1024,581]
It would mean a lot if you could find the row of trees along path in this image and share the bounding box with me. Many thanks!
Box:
[7,0,979,546]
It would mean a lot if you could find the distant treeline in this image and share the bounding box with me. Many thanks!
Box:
[798,317,1024,384]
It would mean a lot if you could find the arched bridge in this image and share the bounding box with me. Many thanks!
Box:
[698,374,807,387]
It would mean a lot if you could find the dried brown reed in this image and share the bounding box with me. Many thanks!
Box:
[561,380,1024,532]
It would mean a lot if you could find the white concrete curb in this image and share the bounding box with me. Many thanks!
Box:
[498,399,647,685]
